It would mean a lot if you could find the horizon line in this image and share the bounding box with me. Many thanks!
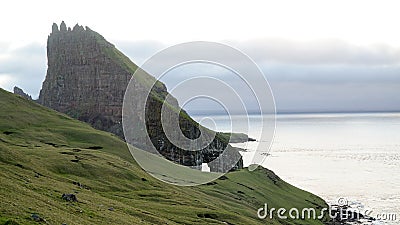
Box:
[187,109,400,116]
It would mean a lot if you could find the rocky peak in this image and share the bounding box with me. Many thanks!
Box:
[38,22,243,172]
[39,22,128,138]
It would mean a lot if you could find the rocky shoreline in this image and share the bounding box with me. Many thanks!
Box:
[328,203,376,225]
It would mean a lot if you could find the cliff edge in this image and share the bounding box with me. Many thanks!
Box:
[38,22,243,171]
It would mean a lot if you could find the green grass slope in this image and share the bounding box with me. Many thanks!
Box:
[0,88,328,225]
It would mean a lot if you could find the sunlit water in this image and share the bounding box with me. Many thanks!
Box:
[193,113,400,224]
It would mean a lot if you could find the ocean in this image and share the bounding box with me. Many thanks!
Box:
[193,113,400,224]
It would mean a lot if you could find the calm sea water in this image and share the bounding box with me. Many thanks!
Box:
[193,113,400,224]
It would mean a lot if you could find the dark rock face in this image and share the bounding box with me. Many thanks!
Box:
[13,86,32,100]
[38,22,243,172]
[39,22,130,137]
[141,95,243,171]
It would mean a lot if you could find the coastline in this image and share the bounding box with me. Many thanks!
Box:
[220,112,400,225]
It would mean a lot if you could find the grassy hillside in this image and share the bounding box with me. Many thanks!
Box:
[0,88,328,225]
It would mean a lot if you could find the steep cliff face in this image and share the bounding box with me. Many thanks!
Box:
[38,22,242,171]
[39,22,131,137]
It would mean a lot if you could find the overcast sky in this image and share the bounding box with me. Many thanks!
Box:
[1,0,400,113]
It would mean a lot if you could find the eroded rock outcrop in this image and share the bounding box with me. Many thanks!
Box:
[13,86,32,100]
[38,22,243,171]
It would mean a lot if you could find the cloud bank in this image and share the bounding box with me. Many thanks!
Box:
[1,39,399,113]
[0,42,46,98]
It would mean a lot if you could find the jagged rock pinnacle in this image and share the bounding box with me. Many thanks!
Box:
[51,23,58,33]
[60,21,67,32]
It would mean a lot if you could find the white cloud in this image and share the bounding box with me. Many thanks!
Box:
[2,0,400,112]
[0,74,15,90]
[0,42,46,98]
[233,39,400,66]
[2,0,400,45]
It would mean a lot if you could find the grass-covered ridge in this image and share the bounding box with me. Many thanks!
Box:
[87,27,165,95]
[0,88,328,225]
